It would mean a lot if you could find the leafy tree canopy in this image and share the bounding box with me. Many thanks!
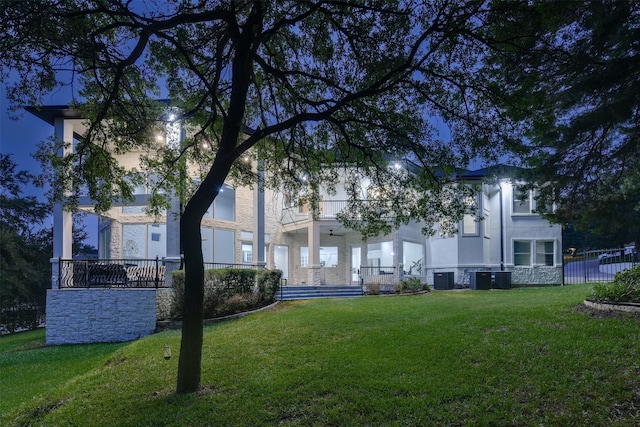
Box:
[1,0,532,392]
[481,1,640,245]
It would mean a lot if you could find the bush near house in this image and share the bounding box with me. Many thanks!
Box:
[396,277,431,294]
[171,268,282,319]
[364,277,430,295]
[589,265,640,303]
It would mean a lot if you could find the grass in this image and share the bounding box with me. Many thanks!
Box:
[2,284,639,426]
[0,329,126,416]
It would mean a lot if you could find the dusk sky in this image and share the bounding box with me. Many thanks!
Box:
[0,86,100,246]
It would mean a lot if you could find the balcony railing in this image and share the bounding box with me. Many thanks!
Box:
[203,262,266,270]
[281,200,346,224]
[59,258,165,288]
[58,259,267,289]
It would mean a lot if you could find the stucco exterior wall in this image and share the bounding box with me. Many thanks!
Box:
[46,289,157,344]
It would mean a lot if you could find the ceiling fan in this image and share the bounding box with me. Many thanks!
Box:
[329,229,345,237]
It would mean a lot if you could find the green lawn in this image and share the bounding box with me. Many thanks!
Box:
[2,284,639,426]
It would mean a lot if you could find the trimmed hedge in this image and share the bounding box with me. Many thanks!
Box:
[171,268,282,320]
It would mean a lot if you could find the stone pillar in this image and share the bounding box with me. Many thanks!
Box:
[163,257,182,287]
[307,221,321,285]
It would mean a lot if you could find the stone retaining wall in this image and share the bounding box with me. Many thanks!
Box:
[46,288,157,345]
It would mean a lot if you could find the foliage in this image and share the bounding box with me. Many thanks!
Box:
[256,269,283,302]
[171,268,280,319]
[397,276,430,294]
[4,285,640,426]
[0,154,50,333]
[364,282,381,296]
[589,266,640,304]
[1,0,540,392]
[481,1,640,246]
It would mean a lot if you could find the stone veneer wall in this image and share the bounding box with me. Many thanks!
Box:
[46,289,157,345]
[510,266,562,285]
[426,266,563,287]
[156,287,174,320]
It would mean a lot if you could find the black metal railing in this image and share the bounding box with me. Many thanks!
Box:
[59,257,165,288]
[360,266,397,286]
[203,262,266,270]
[281,200,395,225]
[564,247,638,285]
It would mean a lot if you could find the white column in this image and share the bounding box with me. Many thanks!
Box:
[164,121,185,286]
[307,221,321,285]
[51,118,74,289]
[254,160,266,268]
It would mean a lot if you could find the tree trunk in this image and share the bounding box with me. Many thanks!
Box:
[175,154,236,394]
[175,209,205,394]
[175,2,262,393]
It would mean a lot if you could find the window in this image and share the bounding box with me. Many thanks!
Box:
[201,227,235,264]
[367,241,393,268]
[300,246,338,267]
[214,229,235,263]
[514,240,555,266]
[536,241,554,266]
[214,184,235,221]
[202,183,235,220]
[513,186,537,214]
[462,195,478,235]
[462,214,478,235]
[122,205,146,214]
[320,246,338,267]
[242,244,253,264]
[403,241,424,276]
[122,224,166,259]
[514,240,531,266]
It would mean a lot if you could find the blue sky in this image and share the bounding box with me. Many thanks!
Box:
[0,87,99,246]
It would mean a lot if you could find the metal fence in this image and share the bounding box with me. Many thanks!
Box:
[203,262,266,270]
[563,247,638,285]
[360,266,398,286]
[59,258,165,288]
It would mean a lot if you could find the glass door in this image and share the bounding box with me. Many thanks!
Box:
[351,246,361,284]
[274,245,289,281]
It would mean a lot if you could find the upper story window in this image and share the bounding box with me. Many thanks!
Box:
[462,195,479,236]
[462,214,478,235]
[512,185,538,215]
[203,184,236,221]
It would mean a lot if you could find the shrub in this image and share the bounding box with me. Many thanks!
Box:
[223,294,250,314]
[397,277,430,294]
[171,268,281,320]
[365,282,381,295]
[589,265,640,303]
[257,269,282,302]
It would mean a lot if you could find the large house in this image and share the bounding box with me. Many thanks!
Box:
[28,106,562,343]
[30,106,563,289]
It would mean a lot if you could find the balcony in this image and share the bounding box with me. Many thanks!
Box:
[280,200,351,225]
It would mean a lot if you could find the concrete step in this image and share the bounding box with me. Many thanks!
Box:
[278,285,364,301]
